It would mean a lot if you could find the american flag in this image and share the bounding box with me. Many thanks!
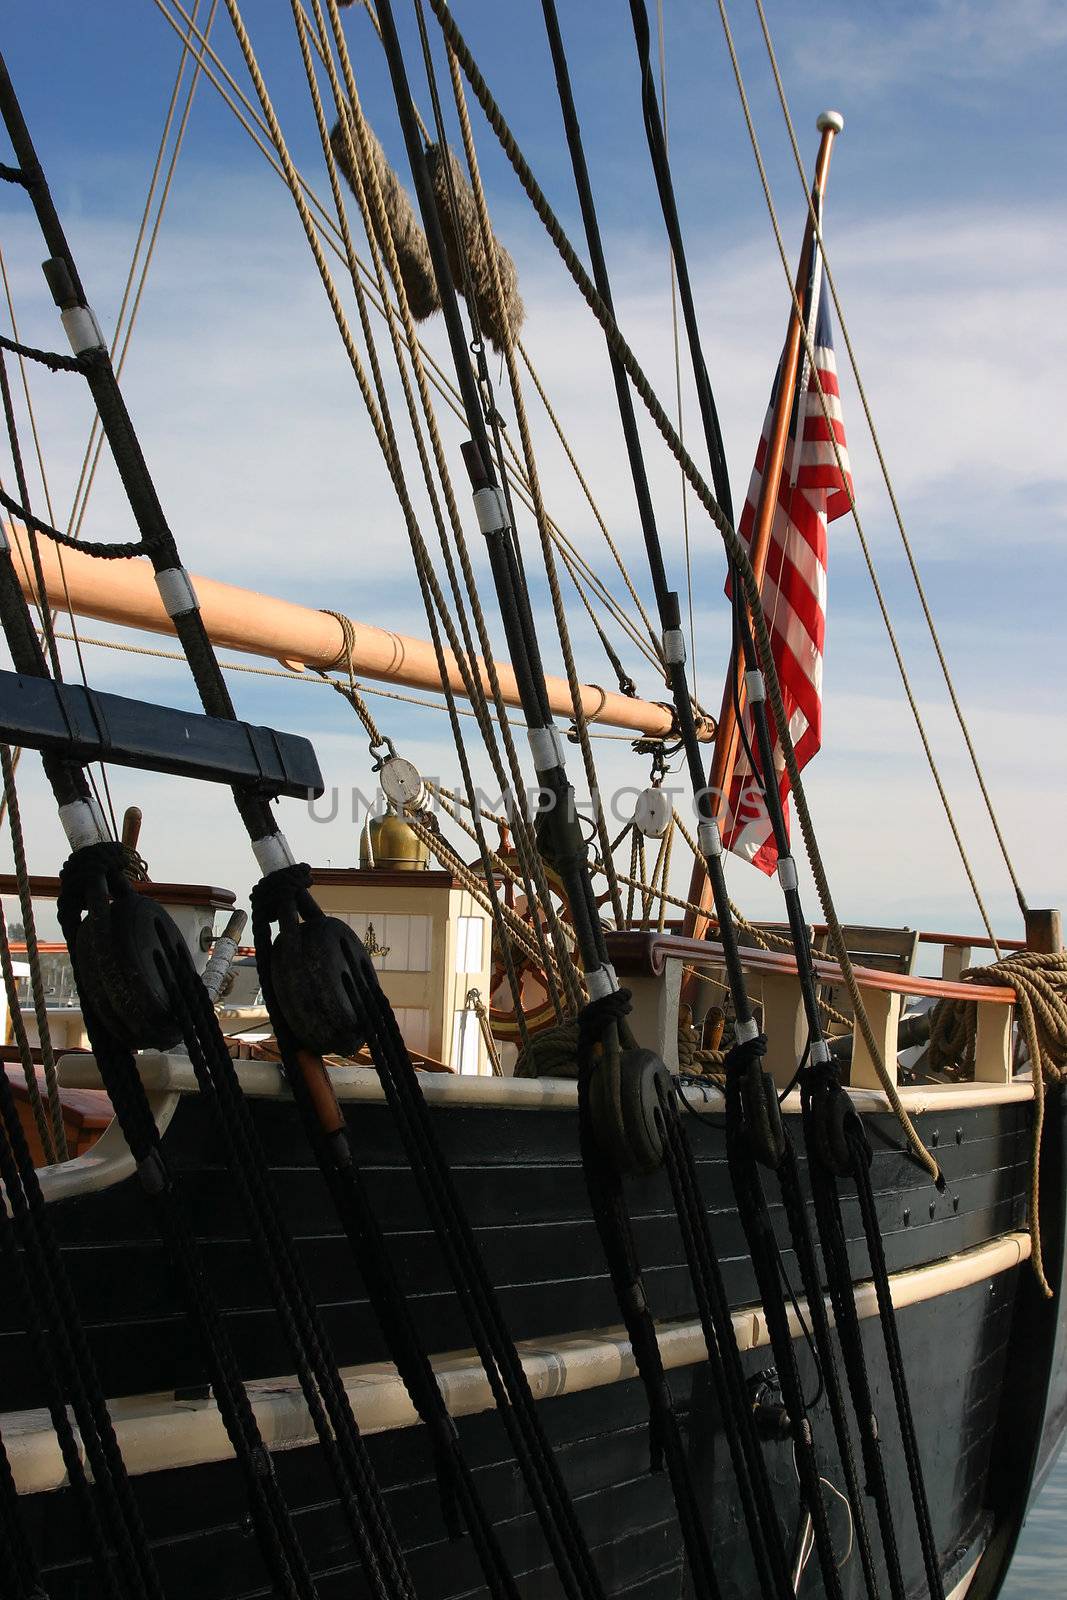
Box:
[721,274,853,873]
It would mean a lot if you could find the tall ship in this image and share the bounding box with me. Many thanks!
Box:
[0,4,1063,1599]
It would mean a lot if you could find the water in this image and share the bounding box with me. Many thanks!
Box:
[1000,1446,1067,1598]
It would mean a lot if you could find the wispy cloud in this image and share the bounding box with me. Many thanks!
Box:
[790,0,1067,93]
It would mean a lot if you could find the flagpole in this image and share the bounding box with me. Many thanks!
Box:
[682,110,843,943]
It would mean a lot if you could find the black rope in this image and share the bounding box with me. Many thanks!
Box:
[250,870,521,1600]
[776,1133,883,1599]
[0,1462,45,1599]
[0,51,277,845]
[0,1045,160,1600]
[374,0,611,990]
[353,975,606,1600]
[727,574,941,1599]
[801,1075,903,1599]
[536,0,754,1020]
[57,844,321,1600]
[0,484,145,559]
[575,992,725,1600]
[0,350,64,682]
[722,1039,845,1600]
[0,331,83,372]
[654,1076,796,1598]
[0,1422,44,1600]
[154,940,417,1600]
[254,865,606,1600]
[848,1118,946,1600]
[627,0,733,525]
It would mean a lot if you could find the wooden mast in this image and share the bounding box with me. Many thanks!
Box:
[682,110,843,942]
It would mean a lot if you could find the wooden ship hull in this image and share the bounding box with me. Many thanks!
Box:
[4,952,1065,1600]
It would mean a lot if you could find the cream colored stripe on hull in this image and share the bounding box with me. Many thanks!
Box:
[6,1230,1030,1496]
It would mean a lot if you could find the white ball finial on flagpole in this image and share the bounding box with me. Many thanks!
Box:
[817,110,845,135]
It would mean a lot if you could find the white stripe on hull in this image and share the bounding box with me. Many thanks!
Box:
[4,1230,1030,1496]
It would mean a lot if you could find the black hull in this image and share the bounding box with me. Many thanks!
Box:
[5,1075,1064,1600]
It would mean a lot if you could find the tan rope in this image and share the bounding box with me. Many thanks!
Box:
[444,42,625,929]
[405,812,574,1003]
[516,345,662,662]
[425,0,964,1175]
[750,0,1028,919]
[30,0,218,838]
[311,0,579,1017]
[357,0,660,673]
[153,0,664,691]
[514,1017,580,1080]
[225,0,569,1033]
[928,951,1067,1296]
[46,629,629,737]
[713,0,1002,958]
[318,608,390,749]
[465,988,502,1076]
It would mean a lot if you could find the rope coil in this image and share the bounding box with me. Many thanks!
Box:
[929,950,1067,1296]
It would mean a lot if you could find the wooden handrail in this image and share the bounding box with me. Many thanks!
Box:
[0,875,236,909]
[696,921,1025,954]
[604,930,1016,1005]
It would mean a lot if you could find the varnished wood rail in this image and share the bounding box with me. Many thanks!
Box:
[605,931,1017,1092]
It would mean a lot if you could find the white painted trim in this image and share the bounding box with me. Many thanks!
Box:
[945,1550,983,1600]
[5,1231,1030,1496]
[9,1092,180,1210]
[58,1052,1036,1117]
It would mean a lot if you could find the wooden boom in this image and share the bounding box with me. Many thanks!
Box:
[7,523,698,743]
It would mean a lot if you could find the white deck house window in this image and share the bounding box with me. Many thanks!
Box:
[455,915,485,975]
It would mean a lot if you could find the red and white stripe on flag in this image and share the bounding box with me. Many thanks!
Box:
[721,281,852,874]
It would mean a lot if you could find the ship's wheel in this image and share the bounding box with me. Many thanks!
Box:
[480,841,612,1043]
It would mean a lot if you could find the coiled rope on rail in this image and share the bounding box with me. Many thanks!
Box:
[929,951,1067,1296]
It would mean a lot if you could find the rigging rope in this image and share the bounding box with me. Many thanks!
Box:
[148,0,664,690]
[439,31,625,927]
[289,0,575,1030]
[1,0,217,847]
[225,0,557,1042]
[0,241,118,838]
[0,1005,165,1600]
[57,844,412,1600]
[256,863,611,1600]
[310,0,579,1018]
[653,0,697,690]
[426,0,940,1181]
[750,0,1028,919]
[711,0,1003,956]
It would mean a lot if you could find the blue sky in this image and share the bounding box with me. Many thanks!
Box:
[1,0,1065,944]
